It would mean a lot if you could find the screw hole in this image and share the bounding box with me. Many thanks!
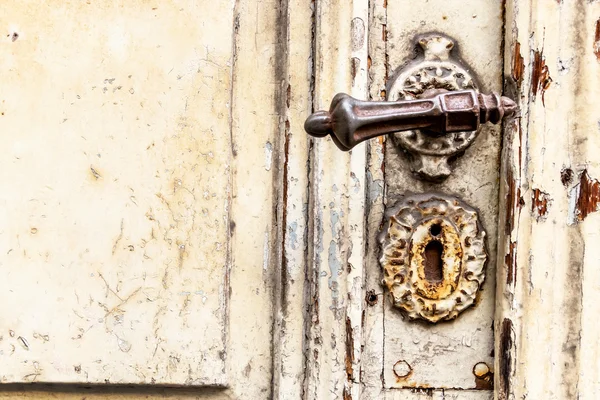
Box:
[366,290,378,306]
[430,223,442,236]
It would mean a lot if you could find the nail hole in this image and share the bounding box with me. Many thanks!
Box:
[366,290,378,306]
[430,223,442,236]
[424,240,443,282]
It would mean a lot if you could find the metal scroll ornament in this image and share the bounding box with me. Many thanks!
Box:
[379,193,487,323]
[388,34,480,181]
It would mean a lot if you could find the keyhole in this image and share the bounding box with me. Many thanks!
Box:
[424,240,444,282]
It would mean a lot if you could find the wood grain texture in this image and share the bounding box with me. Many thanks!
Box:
[303,1,369,399]
[271,0,313,398]
[496,0,600,399]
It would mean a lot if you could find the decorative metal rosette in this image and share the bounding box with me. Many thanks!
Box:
[379,193,487,323]
[387,33,480,181]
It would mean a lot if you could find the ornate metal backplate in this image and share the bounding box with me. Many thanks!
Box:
[379,193,487,323]
[387,33,479,181]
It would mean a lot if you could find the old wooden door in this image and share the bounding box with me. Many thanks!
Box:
[1,1,599,400]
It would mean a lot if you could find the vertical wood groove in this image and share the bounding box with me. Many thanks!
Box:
[303,1,369,398]
[497,1,600,399]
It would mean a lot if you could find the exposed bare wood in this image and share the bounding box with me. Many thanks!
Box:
[496,0,600,399]
[304,0,369,399]
[360,0,388,398]
[271,0,313,398]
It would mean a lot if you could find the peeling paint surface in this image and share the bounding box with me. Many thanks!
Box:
[4,0,599,399]
[304,1,368,399]
[497,1,600,399]
[530,50,552,104]
[531,188,552,221]
[573,170,600,222]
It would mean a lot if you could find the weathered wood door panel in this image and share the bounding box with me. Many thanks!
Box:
[1,0,311,398]
[2,0,600,399]
[0,1,234,386]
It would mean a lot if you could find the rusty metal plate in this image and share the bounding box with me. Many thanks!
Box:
[380,193,487,323]
[387,33,480,181]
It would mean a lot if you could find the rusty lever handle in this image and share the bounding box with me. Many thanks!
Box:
[304,89,517,151]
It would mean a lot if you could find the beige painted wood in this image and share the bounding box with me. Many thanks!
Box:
[496,1,600,399]
[0,0,297,398]
[360,0,387,398]
[271,0,313,399]
[225,0,285,398]
[304,0,369,399]
[0,1,233,386]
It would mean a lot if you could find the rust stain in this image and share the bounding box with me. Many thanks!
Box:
[350,57,360,84]
[505,241,517,286]
[381,194,486,322]
[531,188,552,221]
[512,42,525,84]
[473,361,494,390]
[505,168,523,235]
[402,220,462,301]
[499,319,515,400]
[89,165,102,180]
[531,50,552,105]
[344,317,354,382]
[392,360,413,380]
[575,170,600,221]
[594,19,600,61]
[343,387,352,400]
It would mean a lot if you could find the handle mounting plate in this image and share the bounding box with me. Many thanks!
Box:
[388,33,480,181]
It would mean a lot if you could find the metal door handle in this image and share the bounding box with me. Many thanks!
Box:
[304,89,516,151]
